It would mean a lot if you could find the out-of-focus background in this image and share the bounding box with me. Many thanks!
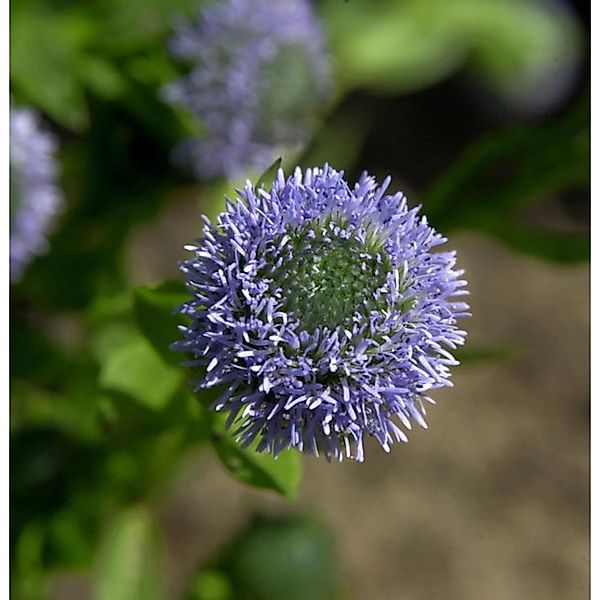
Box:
[10,0,589,599]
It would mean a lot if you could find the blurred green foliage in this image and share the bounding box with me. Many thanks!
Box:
[10,0,588,597]
[189,515,338,600]
[10,0,202,131]
[423,93,590,262]
[93,506,164,600]
[322,0,581,98]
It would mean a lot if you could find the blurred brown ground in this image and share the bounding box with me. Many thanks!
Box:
[53,194,590,600]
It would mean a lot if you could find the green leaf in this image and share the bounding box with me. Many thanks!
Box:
[132,280,190,367]
[189,570,233,600]
[87,291,133,326]
[323,0,582,96]
[211,417,302,500]
[422,94,589,262]
[94,506,164,600]
[46,510,94,568]
[323,0,464,94]
[10,6,88,130]
[75,55,127,100]
[12,523,47,600]
[255,157,282,190]
[98,331,182,410]
[463,0,582,106]
[11,378,102,442]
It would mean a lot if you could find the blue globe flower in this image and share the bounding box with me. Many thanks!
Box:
[162,0,331,180]
[10,107,64,282]
[175,165,470,461]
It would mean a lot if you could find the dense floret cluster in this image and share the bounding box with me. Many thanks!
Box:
[175,165,469,460]
[163,0,331,179]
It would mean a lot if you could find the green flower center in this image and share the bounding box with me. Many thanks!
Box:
[258,44,323,143]
[269,220,391,331]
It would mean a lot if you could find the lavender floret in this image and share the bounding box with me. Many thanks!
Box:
[174,165,470,461]
[163,0,331,180]
[10,107,64,282]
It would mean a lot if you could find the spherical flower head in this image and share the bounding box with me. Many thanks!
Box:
[162,0,331,180]
[10,107,64,282]
[175,165,470,461]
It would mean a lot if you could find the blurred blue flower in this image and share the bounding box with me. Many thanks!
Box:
[175,165,470,461]
[10,107,64,282]
[162,0,331,180]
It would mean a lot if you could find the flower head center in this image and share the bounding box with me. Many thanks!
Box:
[257,44,325,140]
[269,218,391,331]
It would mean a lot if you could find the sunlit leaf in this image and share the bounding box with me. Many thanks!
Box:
[98,333,182,410]
[94,506,164,600]
[211,416,302,500]
[76,55,127,100]
[189,570,233,600]
[255,157,282,190]
[46,510,94,568]
[323,0,582,97]
[11,7,88,130]
[132,281,190,367]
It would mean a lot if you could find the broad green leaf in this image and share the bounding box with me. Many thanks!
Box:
[94,506,163,600]
[322,0,463,94]
[98,331,182,410]
[11,378,101,441]
[46,510,94,568]
[87,291,133,326]
[11,7,88,130]
[255,157,282,190]
[323,0,582,96]
[132,281,190,367]
[190,570,233,600]
[463,0,581,106]
[75,55,127,100]
[211,417,302,500]
[91,323,138,365]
